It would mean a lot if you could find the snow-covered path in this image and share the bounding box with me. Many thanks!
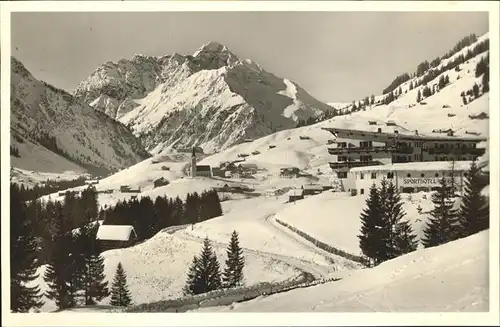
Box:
[175,195,362,278]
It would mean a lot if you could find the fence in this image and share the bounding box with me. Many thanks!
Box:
[274,218,369,266]
[125,271,341,313]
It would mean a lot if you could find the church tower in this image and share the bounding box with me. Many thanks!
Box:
[191,147,197,178]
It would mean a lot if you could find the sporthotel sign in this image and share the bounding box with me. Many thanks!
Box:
[402,177,456,186]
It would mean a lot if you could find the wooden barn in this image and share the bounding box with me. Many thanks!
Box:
[288,188,304,203]
[96,225,138,251]
[302,184,324,196]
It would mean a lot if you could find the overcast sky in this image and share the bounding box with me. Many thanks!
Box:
[11,11,488,103]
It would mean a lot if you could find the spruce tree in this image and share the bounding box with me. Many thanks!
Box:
[78,224,109,305]
[222,231,245,288]
[184,238,222,295]
[457,161,489,238]
[183,256,201,296]
[358,184,385,266]
[10,184,44,312]
[421,177,460,248]
[383,181,418,259]
[110,262,132,306]
[416,89,421,102]
[43,203,77,310]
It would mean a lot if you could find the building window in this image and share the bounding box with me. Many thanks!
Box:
[360,173,364,180]
[420,173,425,178]
[371,172,377,179]
[337,171,348,179]
[434,156,438,161]
[360,189,365,195]
[407,173,411,178]
[338,156,347,162]
[387,172,394,179]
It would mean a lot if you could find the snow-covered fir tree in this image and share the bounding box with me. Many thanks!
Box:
[43,203,77,310]
[358,183,385,266]
[222,231,245,288]
[457,161,489,238]
[76,223,109,305]
[110,262,132,306]
[10,184,44,312]
[422,177,460,248]
[183,237,222,295]
[383,181,418,259]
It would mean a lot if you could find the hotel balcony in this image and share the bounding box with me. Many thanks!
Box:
[327,145,396,155]
[328,160,383,170]
[425,147,486,155]
[394,146,414,154]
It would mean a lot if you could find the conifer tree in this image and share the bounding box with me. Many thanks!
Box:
[472,83,480,98]
[43,203,77,310]
[358,184,385,266]
[416,89,421,102]
[183,238,222,295]
[77,223,109,305]
[183,256,201,296]
[222,231,245,288]
[10,184,44,312]
[383,181,418,259]
[421,177,460,248]
[110,262,132,306]
[457,161,489,238]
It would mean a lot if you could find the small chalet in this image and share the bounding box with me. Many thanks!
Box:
[154,177,170,188]
[302,184,324,196]
[280,167,300,178]
[288,189,304,202]
[96,225,138,251]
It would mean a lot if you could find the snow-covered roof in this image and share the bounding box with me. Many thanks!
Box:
[350,161,474,173]
[322,126,487,142]
[303,184,323,191]
[288,189,304,196]
[96,225,137,241]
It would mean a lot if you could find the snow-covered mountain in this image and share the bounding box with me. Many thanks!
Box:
[74,41,334,154]
[10,57,151,175]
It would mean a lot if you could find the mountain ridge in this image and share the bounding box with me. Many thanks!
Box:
[74,42,335,154]
[10,57,151,176]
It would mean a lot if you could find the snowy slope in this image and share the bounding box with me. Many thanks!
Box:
[274,191,437,257]
[194,230,489,312]
[74,42,333,154]
[10,57,151,175]
[198,34,489,175]
[32,228,301,312]
[10,167,90,189]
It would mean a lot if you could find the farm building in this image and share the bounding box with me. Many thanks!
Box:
[96,225,138,251]
[280,167,300,178]
[154,177,170,188]
[302,184,324,195]
[288,188,304,202]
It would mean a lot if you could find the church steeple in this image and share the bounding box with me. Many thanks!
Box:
[191,146,197,178]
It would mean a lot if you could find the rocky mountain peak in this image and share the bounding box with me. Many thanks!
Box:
[191,41,240,69]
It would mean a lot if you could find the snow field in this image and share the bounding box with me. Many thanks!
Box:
[193,230,489,312]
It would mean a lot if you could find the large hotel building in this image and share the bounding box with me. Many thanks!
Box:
[322,121,487,195]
